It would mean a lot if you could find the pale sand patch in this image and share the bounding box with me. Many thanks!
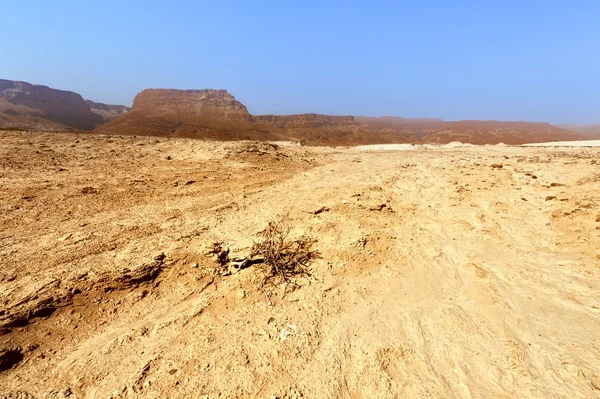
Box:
[523,140,600,147]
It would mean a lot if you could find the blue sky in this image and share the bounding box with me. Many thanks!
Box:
[1,1,599,124]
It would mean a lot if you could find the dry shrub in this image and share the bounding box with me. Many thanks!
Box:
[251,217,319,287]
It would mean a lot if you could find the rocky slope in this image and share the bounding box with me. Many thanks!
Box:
[0,79,129,131]
[85,100,130,123]
[0,79,102,130]
[98,88,584,145]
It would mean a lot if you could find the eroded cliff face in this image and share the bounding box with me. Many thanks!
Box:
[132,89,252,119]
[0,80,102,130]
[97,89,268,140]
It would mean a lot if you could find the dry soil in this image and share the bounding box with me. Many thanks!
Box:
[1,131,599,398]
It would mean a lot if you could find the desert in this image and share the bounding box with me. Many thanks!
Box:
[2,1,600,397]
[1,129,599,398]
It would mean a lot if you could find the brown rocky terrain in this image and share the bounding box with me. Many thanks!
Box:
[0,81,585,145]
[98,89,284,141]
[85,101,130,124]
[0,79,129,131]
[1,131,599,398]
[98,88,584,145]
[355,116,443,124]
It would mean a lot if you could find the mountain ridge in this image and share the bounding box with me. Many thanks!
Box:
[99,87,583,145]
[0,79,129,130]
[0,79,586,145]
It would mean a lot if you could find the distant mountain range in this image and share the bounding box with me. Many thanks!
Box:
[0,79,129,131]
[558,124,600,140]
[0,79,586,145]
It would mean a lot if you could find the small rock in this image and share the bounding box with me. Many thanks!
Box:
[191,263,198,268]
[369,203,387,211]
[545,196,556,201]
[80,186,98,195]
[312,206,330,215]
[25,343,39,352]
[550,182,566,187]
[491,164,503,169]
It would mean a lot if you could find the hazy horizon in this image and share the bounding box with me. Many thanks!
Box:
[2,1,599,125]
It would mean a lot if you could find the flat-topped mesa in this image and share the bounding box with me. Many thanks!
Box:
[132,88,251,120]
[97,88,265,140]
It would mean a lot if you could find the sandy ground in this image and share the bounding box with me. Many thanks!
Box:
[1,131,600,399]
[523,140,600,147]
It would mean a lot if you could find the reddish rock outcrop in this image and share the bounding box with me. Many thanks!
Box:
[98,89,280,141]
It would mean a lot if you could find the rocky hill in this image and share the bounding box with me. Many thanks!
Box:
[1,80,584,145]
[85,100,130,123]
[99,88,583,145]
[0,79,129,131]
[98,89,286,141]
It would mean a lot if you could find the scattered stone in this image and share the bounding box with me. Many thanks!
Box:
[25,343,39,352]
[491,164,503,169]
[546,196,556,201]
[166,156,172,160]
[191,263,199,268]
[184,180,196,185]
[80,186,98,195]
[550,182,566,187]
[369,203,387,211]
[311,206,330,215]
[521,198,528,201]
[204,242,230,266]
[0,391,37,399]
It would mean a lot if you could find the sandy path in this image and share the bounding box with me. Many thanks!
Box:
[1,132,599,398]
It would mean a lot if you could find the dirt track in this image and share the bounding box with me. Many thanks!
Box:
[1,131,600,398]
